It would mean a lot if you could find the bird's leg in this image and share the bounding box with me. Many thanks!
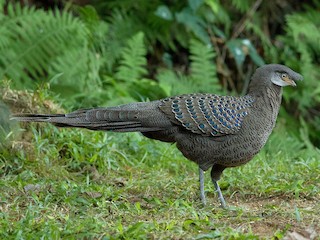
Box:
[212,180,226,208]
[199,167,206,205]
[211,165,227,208]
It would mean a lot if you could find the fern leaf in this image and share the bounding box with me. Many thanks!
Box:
[115,32,147,82]
[0,3,91,91]
[189,39,220,93]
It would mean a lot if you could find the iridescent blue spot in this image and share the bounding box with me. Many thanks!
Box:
[212,109,217,114]
[213,99,217,102]
[219,108,223,112]
[176,112,182,115]
[232,103,236,107]
[183,123,190,127]
[219,118,223,122]
[192,114,197,119]
[173,108,180,112]
[231,110,235,114]
[187,105,193,109]
[199,123,205,129]
[173,100,179,103]
[237,106,241,110]
[223,113,227,117]
[212,130,218,135]
[237,113,241,117]
[177,115,183,119]
[205,114,210,119]
[235,123,240,127]
[172,103,178,108]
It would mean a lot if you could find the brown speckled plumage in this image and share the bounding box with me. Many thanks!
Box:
[12,64,303,207]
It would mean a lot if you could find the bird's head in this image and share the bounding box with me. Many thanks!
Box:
[249,64,303,92]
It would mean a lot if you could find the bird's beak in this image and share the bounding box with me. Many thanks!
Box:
[283,75,297,87]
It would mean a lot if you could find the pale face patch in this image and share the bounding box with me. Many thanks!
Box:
[271,72,296,87]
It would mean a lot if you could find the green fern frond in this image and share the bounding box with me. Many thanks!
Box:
[282,11,320,109]
[189,39,220,93]
[115,32,147,82]
[157,69,195,96]
[104,10,140,72]
[286,12,320,53]
[0,3,90,90]
[156,40,221,96]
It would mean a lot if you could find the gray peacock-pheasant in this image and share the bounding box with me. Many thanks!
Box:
[12,64,302,208]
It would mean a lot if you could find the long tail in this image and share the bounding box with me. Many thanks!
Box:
[11,102,172,132]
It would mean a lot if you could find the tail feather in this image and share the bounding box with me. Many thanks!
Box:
[11,104,170,132]
[11,113,65,122]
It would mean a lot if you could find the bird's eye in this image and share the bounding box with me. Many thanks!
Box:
[281,73,288,79]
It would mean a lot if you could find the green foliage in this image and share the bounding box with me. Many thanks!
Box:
[0,101,14,149]
[115,32,147,82]
[230,0,255,13]
[189,39,217,84]
[0,2,104,105]
[157,39,221,96]
[277,8,320,145]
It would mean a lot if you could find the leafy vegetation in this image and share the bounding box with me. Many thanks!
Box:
[0,0,319,238]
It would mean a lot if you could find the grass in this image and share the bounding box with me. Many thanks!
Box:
[0,87,319,239]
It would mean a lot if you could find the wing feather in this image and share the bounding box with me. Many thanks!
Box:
[159,93,255,136]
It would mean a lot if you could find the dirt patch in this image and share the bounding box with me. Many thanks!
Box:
[228,196,319,238]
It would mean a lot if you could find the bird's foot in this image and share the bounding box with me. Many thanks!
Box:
[212,180,227,209]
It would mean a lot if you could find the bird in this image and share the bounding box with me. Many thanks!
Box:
[11,64,302,208]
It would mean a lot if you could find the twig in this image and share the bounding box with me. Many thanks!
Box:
[232,0,263,39]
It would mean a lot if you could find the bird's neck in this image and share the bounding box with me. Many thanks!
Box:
[247,84,283,121]
[247,84,282,100]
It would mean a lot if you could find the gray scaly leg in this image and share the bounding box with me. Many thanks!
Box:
[199,167,206,205]
[212,180,227,208]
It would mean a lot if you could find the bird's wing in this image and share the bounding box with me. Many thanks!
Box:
[159,93,255,136]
